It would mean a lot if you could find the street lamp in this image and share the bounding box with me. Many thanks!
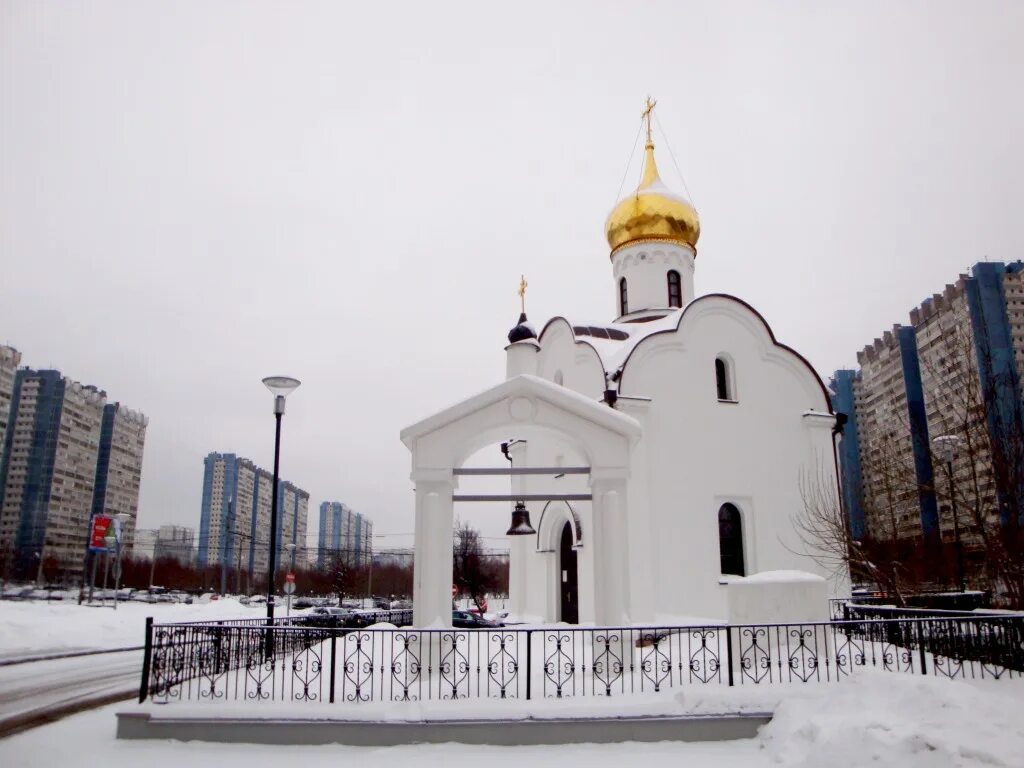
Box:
[933,434,966,592]
[104,512,133,610]
[262,375,301,624]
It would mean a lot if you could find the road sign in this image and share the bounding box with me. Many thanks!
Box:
[283,580,296,595]
[452,584,458,597]
[285,572,295,583]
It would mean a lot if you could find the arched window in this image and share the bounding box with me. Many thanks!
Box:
[619,277,628,315]
[718,503,745,576]
[667,270,682,308]
[715,357,733,401]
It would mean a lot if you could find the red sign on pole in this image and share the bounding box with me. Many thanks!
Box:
[89,515,112,552]
[452,584,458,597]
[285,572,295,583]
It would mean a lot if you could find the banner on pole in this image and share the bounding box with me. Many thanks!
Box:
[89,515,113,552]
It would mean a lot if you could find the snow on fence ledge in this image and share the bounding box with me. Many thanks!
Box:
[138,614,1024,705]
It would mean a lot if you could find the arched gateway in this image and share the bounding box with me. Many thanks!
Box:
[400,374,640,628]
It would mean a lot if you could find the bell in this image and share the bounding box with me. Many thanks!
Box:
[506,500,536,536]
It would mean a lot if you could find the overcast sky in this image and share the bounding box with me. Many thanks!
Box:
[2,1,1022,552]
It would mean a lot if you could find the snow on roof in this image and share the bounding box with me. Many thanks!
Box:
[737,570,827,584]
[547,311,683,375]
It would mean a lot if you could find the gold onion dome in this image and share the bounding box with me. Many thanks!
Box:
[605,140,700,255]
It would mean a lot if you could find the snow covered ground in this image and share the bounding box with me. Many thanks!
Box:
[1,671,1022,767]
[0,599,265,658]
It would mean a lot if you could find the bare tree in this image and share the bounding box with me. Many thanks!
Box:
[795,460,923,605]
[453,520,499,612]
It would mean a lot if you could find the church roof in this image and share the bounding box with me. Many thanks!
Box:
[540,294,834,412]
[540,311,683,374]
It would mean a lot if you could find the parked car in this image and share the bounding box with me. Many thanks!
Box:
[299,607,368,629]
[452,610,502,629]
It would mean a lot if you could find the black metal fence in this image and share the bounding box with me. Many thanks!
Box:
[139,614,1024,705]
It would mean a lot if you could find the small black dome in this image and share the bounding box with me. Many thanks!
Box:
[507,312,537,344]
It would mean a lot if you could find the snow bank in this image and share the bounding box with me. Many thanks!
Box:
[3,667,1024,767]
[761,670,1024,767]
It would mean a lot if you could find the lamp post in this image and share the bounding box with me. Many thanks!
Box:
[933,434,966,592]
[285,542,296,617]
[261,376,301,624]
[220,495,233,596]
[104,513,133,610]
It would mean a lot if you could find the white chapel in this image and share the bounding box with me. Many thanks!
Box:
[402,102,844,628]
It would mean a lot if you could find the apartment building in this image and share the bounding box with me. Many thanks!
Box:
[0,369,149,579]
[317,501,373,568]
[91,402,148,553]
[832,261,1024,549]
[0,346,21,452]
[198,452,308,582]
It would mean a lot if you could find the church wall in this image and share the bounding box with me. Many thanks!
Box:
[618,298,837,621]
[536,320,606,402]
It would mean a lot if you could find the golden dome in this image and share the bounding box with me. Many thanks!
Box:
[605,141,700,255]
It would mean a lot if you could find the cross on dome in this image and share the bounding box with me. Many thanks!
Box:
[605,98,700,255]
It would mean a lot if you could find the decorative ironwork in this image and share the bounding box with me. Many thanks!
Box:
[592,631,624,695]
[687,628,721,684]
[543,631,575,697]
[389,631,422,701]
[439,631,470,699]
[139,613,1024,707]
[638,631,671,692]
[290,631,323,701]
[342,631,374,702]
[486,632,520,698]
[739,627,772,684]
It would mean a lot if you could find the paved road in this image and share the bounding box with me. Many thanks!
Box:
[0,650,141,737]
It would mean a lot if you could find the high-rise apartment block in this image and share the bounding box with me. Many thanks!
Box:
[92,403,147,548]
[317,501,373,568]
[0,346,22,451]
[197,452,309,580]
[832,261,1024,553]
[0,366,146,580]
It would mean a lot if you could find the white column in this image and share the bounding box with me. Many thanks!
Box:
[506,441,530,617]
[615,397,655,623]
[590,475,630,626]
[412,474,455,628]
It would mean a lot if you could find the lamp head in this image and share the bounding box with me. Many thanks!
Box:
[263,376,301,415]
[262,376,301,398]
[933,434,962,463]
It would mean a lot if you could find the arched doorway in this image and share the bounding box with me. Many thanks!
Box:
[559,521,578,623]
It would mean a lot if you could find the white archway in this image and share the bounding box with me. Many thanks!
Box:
[401,374,641,627]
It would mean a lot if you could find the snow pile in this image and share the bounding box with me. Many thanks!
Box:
[760,670,1024,767]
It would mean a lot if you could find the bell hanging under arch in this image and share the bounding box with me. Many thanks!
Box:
[506,500,536,536]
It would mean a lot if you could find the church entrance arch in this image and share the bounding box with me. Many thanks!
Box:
[401,375,641,628]
[559,521,579,624]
